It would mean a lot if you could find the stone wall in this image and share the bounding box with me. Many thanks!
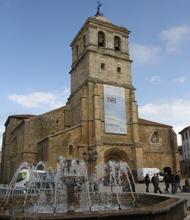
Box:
[139,121,179,171]
[1,116,35,182]
[45,125,81,169]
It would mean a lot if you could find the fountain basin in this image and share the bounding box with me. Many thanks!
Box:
[0,193,187,220]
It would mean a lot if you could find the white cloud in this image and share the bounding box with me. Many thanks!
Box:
[129,43,162,65]
[161,26,190,52]
[130,26,190,66]
[0,89,69,150]
[139,98,190,145]
[172,76,186,84]
[8,89,70,109]
[149,75,161,84]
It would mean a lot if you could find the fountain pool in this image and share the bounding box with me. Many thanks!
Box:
[0,156,187,220]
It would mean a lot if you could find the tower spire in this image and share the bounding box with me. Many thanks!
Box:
[95,0,103,16]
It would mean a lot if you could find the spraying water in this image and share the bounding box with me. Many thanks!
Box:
[2,157,138,214]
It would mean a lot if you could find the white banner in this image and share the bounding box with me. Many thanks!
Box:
[104,84,127,134]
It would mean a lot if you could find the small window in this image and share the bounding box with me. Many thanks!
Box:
[182,134,185,141]
[101,63,105,70]
[83,35,86,49]
[186,132,188,139]
[69,145,74,156]
[56,120,59,124]
[98,31,105,47]
[151,131,160,144]
[114,36,121,51]
[117,67,121,73]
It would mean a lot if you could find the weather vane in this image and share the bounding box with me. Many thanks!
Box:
[95,0,103,16]
[97,0,102,10]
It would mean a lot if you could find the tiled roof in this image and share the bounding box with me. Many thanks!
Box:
[179,126,190,134]
[139,118,172,128]
[5,114,35,126]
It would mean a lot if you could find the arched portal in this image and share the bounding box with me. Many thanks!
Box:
[103,148,131,187]
[104,148,129,163]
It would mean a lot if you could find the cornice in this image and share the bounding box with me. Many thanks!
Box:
[68,77,135,100]
[103,142,134,146]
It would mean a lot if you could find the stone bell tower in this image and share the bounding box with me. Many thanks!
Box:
[66,6,142,171]
[0,5,178,184]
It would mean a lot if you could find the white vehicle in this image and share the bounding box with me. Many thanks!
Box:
[15,169,48,188]
[137,168,164,182]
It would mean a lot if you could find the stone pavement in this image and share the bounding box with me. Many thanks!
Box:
[135,180,190,219]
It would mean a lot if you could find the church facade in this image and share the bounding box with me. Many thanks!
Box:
[0,13,179,183]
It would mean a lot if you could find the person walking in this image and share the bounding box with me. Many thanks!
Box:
[152,173,162,194]
[151,174,156,193]
[163,173,170,192]
[170,172,177,194]
[175,171,182,192]
[144,173,150,192]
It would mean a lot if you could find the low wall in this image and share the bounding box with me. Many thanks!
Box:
[0,193,187,220]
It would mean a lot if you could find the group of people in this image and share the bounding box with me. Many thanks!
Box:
[163,171,182,194]
[144,173,162,193]
[144,171,182,194]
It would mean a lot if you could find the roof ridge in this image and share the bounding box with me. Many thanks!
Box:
[139,118,172,128]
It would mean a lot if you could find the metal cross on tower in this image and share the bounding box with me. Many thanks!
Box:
[95,0,103,16]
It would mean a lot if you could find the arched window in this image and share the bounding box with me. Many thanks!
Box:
[98,31,105,47]
[114,36,121,51]
[117,67,121,73]
[83,35,86,49]
[151,131,160,144]
[101,63,105,70]
[76,45,79,57]
[69,145,74,156]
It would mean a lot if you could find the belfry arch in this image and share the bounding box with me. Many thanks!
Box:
[104,148,129,163]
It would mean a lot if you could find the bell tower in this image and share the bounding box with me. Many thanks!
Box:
[70,12,132,94]
[68,6,142,170]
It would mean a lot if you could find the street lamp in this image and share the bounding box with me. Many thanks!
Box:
[82,146,98,175]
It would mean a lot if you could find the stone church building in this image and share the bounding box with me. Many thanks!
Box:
[0,12,179,183]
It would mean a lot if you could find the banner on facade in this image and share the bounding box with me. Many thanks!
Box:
[104,84,127,134]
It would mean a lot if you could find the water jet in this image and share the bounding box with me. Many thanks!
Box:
[0,157,187,220]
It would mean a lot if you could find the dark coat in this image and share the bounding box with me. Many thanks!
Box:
[145,175,150,184]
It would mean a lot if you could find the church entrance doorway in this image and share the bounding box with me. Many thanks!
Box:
[104,148,128,163]
[103,148,130,187]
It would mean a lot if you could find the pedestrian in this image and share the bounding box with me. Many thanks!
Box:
[151,174,156,193]
[175,171,182,192]
[170,172,176,194]
[163,173,170,192]
[152,173,162,194]
[144,173,150,192]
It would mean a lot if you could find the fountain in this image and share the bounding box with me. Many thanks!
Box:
[0,157,187,219]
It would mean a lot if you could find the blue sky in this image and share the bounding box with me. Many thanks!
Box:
[1,0,190,148]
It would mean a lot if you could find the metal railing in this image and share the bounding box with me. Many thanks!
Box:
[0,187,53,197]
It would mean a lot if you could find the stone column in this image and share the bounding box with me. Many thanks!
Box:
[93,83,102,144]
[80,87,88,144]
[130,89,144,169]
